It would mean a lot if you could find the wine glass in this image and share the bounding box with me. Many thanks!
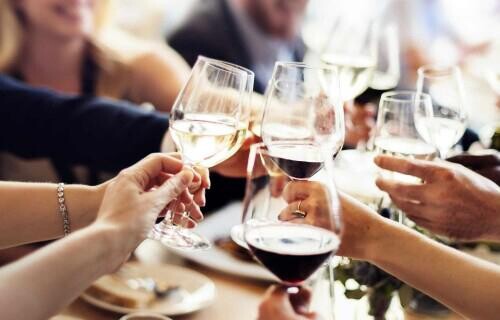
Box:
[242,143,342,305]
[374,91,436,222]
[149,56,253,250]
[370,23,400,91]
[415,65,468,159]
[374,91,436,160]
[320,16,378,102]
[261,61,345,172]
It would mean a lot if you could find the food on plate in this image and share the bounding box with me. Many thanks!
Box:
[85,274,155,308]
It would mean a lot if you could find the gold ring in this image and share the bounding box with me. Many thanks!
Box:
[292,200,307,218]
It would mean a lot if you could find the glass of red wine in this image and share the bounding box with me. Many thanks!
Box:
[260,62,345,176]
[242,142,343,287]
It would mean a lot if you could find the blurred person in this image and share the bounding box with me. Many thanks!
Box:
[0,0,191,184]
[0,74,250,185]
[0,0,190,111]
[168,0,307,94]
[168,0,374,209]
[259,162,500,319]
[0,154,205,320]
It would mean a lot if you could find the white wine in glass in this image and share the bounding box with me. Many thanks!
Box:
[320,17,377,102]
[149,56,254,250]
[321,54,376,101]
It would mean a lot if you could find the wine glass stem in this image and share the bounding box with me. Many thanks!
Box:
[159,162,196,228]
[438,148,448,160]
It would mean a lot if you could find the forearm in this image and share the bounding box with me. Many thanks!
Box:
[0,224,125,320]
[0,182,103,249]
[369,221,500,319]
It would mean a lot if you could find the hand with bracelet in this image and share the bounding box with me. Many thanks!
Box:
[0,153,208,320]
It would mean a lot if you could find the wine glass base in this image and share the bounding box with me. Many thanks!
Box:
[148,223,211,251]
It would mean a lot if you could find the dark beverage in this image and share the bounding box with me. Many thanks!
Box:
[246,223,339,284]
[268,143,324,179]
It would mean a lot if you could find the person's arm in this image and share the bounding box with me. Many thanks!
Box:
[0,75,168,172]
[127,44,191,112]
[261,188,500,319]
[0,224,125,320]
[365,216,500,320]
[0,182,102,249]
[0,154,196,320]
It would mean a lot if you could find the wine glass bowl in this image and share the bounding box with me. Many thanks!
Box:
[415,65,467,159]
[370,23,400,90]
[261,62,344,182]
[320,17,378,101]
[374,91,437,161]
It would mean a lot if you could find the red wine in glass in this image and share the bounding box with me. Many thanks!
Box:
[245,223,340,284]
[268,143,324,180]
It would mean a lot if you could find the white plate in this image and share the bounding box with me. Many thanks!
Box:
[169,202,276,282]
[81,263,216,316]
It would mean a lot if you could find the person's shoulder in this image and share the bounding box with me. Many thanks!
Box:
[126,43,189,76]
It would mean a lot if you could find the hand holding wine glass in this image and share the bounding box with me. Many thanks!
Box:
[242,144,342,286]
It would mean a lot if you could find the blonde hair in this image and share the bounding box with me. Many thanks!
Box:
[0,0,133,99]
[0,0,23,72]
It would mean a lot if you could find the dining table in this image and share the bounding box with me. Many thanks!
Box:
[52,238,464,320]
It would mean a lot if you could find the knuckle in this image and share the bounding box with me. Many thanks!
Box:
[436,167,454,181]
[118,169,133,179]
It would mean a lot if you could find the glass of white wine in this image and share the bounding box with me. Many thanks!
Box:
[415,65,468,159]
[149,56,253,250]
[320,16,377,102]
[374,91,436,223]
[374,91,436,160]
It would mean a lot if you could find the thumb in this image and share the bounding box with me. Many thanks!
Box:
[152,170,194,205]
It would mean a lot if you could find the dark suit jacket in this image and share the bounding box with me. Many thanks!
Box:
[168,0,305,94]
[0,75,168,173]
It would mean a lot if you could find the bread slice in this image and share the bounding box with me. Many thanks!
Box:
[85,274,155,309]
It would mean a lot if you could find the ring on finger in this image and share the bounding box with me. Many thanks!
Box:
[292,200,307,218]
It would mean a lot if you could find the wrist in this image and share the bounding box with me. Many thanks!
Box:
[64,184,106,230]
[364,219,402,264]
[86,223,132,273]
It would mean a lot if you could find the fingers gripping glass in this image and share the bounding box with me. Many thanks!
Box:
[149,56,254,250]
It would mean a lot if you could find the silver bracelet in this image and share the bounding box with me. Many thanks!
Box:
[57,183,71,236]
